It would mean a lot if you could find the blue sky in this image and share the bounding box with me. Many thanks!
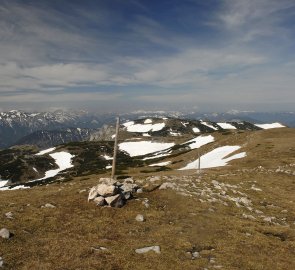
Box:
[0,0,295,112]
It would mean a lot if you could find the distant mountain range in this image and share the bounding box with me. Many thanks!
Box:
[0,109,294,149]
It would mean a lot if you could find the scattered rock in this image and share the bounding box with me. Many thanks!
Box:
[0,228,11,239]
[79,189,87,193]
[88,186,100,201]
[91,246,108,252]
[135,214,145,222]
[42,203,56,208]
[93,196,105,206]
[136,188,143,193]
[135,246,161,254]
[5,212,13,219]
[0,257,3,268]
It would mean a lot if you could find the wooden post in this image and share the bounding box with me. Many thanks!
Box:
[111,117,120,180]
[198,148,201,174]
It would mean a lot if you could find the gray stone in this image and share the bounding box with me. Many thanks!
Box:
[135,214,145,222]
[93,196,105,206]
[105,194,125,208]
[136,188,143,193]
[135,246,161,254]
[122,191,132,200]
[0,228,11,239]
[120,183,138,193]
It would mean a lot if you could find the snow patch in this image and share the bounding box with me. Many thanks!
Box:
[218,123,237,130]
[180,146,246,170]
[119,141,174,157]
[125,122,165,133]
[144,119,152,124]
[183,135,214,149]
[103,155,113,160]
[255,122,285,129]
[123,121,135,127]
[36,147,56,156]
[192,127,200,133]
[30,152,75,182]
[149,161,171,167]
[201,121,218,130]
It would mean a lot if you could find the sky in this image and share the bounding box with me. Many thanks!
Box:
[0,0,295,113]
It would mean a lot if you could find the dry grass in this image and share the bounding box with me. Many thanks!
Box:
[1,129,295,270]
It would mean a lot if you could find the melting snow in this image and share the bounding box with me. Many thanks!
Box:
[33,167,38,172]
[192,127,200,133]
[0,185,30,191]
[36,147,56,156]
[255,123,285,129]
[125,122,165,133]
[119,141,174,157]
[149,161,171,167]
[180,146,246,170]
[183,135,214,149]
[30,152,75,182]
[218,123,237,130]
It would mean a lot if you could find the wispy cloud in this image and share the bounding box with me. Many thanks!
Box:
[0,0,294,111]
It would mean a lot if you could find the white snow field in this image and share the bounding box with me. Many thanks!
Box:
[217,123,237,129]
[179,145,246,170]
[35,147,56,156]
[192,127,200,133]
[255,122,285,129]
[124,121,165,133]
[30,152,75,182]
[119,141,174,157]
[183,135,214,150]
[149,161,171,167]
[144,119,153,124]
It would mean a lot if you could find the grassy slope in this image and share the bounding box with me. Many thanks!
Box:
[0,128,295,270]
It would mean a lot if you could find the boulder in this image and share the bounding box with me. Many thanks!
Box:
[93,196,105,206]
[105,194,125,208]
[0,228,11,239]
[98,178,117,186]
[135,246,161,254]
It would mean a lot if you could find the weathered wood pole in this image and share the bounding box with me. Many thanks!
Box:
[198,148,201,174]
[111,117,120,179]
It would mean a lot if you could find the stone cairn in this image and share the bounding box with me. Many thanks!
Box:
[88,177,140,208]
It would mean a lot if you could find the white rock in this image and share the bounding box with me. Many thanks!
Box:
[135,214,145,222]
[120,183,138,193]
[93,196,105,206]
[0,257,3,267]
[136,188,143,193]
[0,228,11,239]
[105,194,125,208]
[135,246,161,254]
[43,203,56,208]
[5,212,13,219]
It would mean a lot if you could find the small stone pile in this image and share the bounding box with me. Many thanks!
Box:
[88,177,140,208]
